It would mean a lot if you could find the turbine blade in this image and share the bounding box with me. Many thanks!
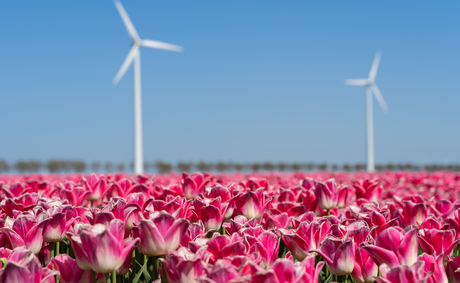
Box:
[371,84,388,112]
[141,39,184,52]
[344,79,369,86]
[113,0,140,41]
[368,51,381,81]
[113,45,139,85]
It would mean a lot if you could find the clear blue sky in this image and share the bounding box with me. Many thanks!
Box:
[1,1,459,166]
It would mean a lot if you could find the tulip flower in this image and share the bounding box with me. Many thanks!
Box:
[60,186,91,206]
[132,212,189,256]
[0,247,57,283]
[281,220,331,261]
[0,214,49,254]
[42,210,75,243]
[68,219,138,274]
[1,182,28,198]
[244,231,279,268]
[353,179,382,203]
[262,212,290,230]
[205,233,247,263]
[83,174,107,202]
[160,249,206,283]
[337,185,355,208]
[314,179,338,210]
[182,172,211,199]
[193,197,229,232]
[234,188,274,219]
[48,254,93,283]
[301,255,325,283]
[200,259,242,283]
[418,228,459,260]
[375,261,431,283]
[418,253,448,283]
[351,248,378,283]
[397,200,428,227]
[362,227,418,268]
[251,257,324,283]
[311,236,355,276]
[222,215,259,236]
[446,255,460,283]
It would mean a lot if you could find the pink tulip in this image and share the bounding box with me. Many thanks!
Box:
[337,185,354,208]
[244,231,279,268]
[446,255,460,283]
[418,253,448,283]
[418,228,459,260]
[150,196,192,220]
[281,220,330,261]
[446,209,460,238]
[205,233,247,263]
[299,186,319,213]
[262,212,290,230]
[160,249,206,283]
[361,210,397,239]
[222,215,259,236]
[48,254,93,283]
[351,248,378,283]
[182,172,211,199]
[251,257,324,283]
[0,214,49,254]
[234,188,274,219]
[68,219,138,273]
[1,182,28,198]
[199,259,242,283]
[362,227,418,268]
[353,179,382,203]
[3,193,39,218]
[314,179,338,210]
[60,185,91,206]
[132,212,189,256]
[301,255,326,283]
[83,174,107,202]
[100,198,141,230]
[398,200,428,227]
[193,197,229,232]
[42,208,75,243]
[0,247,57,283]
[375,261,430,283]
[311,236,355,276]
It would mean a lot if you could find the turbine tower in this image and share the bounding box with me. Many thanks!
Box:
[345,51,388,172]
[112,0,183,175]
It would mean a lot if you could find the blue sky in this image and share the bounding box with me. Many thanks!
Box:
[1,1,459,166]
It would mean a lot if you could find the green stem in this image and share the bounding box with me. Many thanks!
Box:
[112,271,116,283]
[105,273,111,283]
[151,256,158,280]
[92,270,97,283]
[327,209,330,216]
[50,242,55,259]
[161,261,167,283]
[56,241,60,257]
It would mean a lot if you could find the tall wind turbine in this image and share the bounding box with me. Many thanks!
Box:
[345,51,388,172]
[112,0,183,175]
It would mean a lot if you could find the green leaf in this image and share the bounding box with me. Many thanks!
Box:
[135,259,151,282]
[132,261,147,283]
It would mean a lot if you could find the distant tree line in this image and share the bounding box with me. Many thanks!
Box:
[1,159,460,174]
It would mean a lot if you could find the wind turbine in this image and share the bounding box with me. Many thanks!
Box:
[345,51,388,172]
[112,0,183,175]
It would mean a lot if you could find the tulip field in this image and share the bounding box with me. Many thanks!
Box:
[1,171,460,283]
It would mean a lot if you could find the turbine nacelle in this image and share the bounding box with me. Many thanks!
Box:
[113,0,183,85]
[344,51,388,112]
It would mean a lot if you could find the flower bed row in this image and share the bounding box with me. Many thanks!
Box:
[0,171,460,282]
